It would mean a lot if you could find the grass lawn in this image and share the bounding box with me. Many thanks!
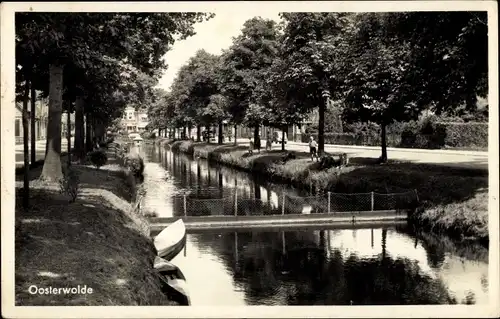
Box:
[14,146,176,306]
[164,139,489,243]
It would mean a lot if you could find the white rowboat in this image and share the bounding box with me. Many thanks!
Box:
[154,219,186,260]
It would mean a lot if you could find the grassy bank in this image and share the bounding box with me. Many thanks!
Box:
[160,138,488,244]
[15,145,176,306]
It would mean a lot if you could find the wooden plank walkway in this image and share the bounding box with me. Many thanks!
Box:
[149,210,407,233]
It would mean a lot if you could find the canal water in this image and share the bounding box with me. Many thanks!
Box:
[142,144,489,306]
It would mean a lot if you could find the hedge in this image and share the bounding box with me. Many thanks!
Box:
[302,121,487,150]
[439,122,488,148]
[301,132,400,147]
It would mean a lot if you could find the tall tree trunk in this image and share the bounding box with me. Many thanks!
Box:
[92,117,97,144]
[66,108,71,168]
[30,86,36,165]
[22,77,30,208]
[234,124,238,146]
[218,121,223,145]
[94,119,103,143]
[254,183,261,200]
[183,126,187,139]
[381,228,387,259]
[380,123,387,163]
[281,124,287,151]
[253,125,259,143]
[205,125,210,144]
[253,125,260,151]
[218,169,223,197]
[40,64,64,182]
[318,97,326,156]
[85,112,92,153]
[196,125,201,142]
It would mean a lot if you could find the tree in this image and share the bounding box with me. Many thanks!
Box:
[340,13,421,162]
[219,17,280,142]
[275,13,352,155]
[177,50,222,139]
[387,12,488,115]
[340,12,488,162]
[203,94,229,144]
[16,12,214,181]
[266,57,312,151]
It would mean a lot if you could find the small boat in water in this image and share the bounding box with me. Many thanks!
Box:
[154,219,186,260]
[154,256,190,305]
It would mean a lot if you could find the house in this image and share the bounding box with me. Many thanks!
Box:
[15,97,49,144]
[120,106,149,134]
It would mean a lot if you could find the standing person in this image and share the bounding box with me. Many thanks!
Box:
[266,131,272,151]
[248,137,254,155]
[309,136,319,162]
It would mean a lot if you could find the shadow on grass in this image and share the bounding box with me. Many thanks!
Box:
[15,188,173,306]
[16,147,136,202]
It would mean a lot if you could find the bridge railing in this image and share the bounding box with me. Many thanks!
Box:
[168,189,419,217]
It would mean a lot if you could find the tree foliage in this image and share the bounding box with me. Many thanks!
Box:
[15,12,214,184]
[218,17,280,127]
[146,11,487,162]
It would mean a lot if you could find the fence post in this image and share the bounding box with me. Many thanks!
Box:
[234,191,238,216]
[371,192,374,211]
[282,194,285,215]
[183,194,187,217]
[327,192,331,214]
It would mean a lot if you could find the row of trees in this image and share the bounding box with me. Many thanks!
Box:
[147,12,488,160]
[16,13,214,207]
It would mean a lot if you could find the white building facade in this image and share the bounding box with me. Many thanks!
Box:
[121,106,149,134]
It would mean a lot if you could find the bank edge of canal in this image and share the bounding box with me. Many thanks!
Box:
[154,138,489,246]
[14,141,179,306]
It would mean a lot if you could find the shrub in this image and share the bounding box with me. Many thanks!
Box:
[59,168,80,203]
[141,131,156,139]
[124,153,145,177]
[281,152,297,164]
[170,141,183,152]
[88,150,108,169]
[178,141,195,155]
[319,153,347,170]
[107,136,115,143]
[400,128,417,148]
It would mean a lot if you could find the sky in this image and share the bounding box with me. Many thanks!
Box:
[156,11,281,91]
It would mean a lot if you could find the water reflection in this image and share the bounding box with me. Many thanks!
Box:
[146,145,489,306]
[173,228,460,305]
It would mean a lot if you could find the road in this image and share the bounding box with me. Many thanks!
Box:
[235,138,489,171]
[15,139,72,167]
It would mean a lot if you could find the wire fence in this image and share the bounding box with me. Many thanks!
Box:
[169,188,419,217]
